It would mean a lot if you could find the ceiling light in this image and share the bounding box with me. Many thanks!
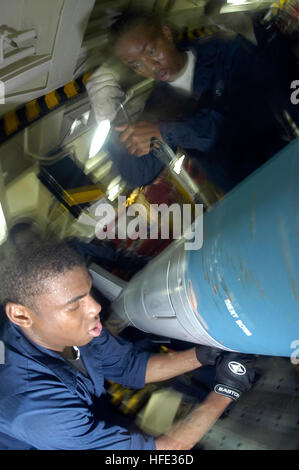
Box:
[89,120,111,159]
[227,0,248,4]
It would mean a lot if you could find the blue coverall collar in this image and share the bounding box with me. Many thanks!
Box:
[173,37,220,99]
[1,319,80,393]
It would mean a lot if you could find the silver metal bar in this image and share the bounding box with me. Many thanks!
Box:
[6,30,37,48]
[0,46,36,70]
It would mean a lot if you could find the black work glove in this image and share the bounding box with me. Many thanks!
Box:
[214,353,257,401]
[195,344,226,366]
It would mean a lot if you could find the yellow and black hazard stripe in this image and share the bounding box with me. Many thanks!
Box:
[0,69,95,146]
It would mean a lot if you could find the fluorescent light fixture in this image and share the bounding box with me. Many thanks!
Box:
[227,0,249,4]
[0,203,7,245]
[173,155,185,175]
[89,120,111,159]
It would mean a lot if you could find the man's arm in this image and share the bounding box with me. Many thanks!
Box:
[155,391,232,450]
[144,346,231,450]
[85,65,125,123]
[145,345,225,384]
[106,129,165,188]
[115,121,162,157]
[114,109,223,157]
[153,352,257,450]
[145,347,201,384]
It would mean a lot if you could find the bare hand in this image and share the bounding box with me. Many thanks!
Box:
[115,121,163,157]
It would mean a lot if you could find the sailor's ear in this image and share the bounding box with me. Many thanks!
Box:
[5,302,33,328]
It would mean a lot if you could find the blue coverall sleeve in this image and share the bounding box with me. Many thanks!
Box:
[158,109,224,153]
[91,328,152,389]
[6,387,156,450]
[106,130,165,187]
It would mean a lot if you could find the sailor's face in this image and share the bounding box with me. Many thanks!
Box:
[115,23,185,81]
[27,266,102,351]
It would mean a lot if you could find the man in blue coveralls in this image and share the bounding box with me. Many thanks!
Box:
[86,9,289,191]
[0,241,256,450]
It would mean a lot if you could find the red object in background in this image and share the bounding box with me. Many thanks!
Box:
[118,155,206,259]
[183,156,206,185]
[275,0,299,38]
[99,155,207,266]
[144,156,206,204]
[144,169,177,206]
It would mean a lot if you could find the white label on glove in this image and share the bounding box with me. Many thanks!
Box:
[228,361,246,375]
[214,384,240,400]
